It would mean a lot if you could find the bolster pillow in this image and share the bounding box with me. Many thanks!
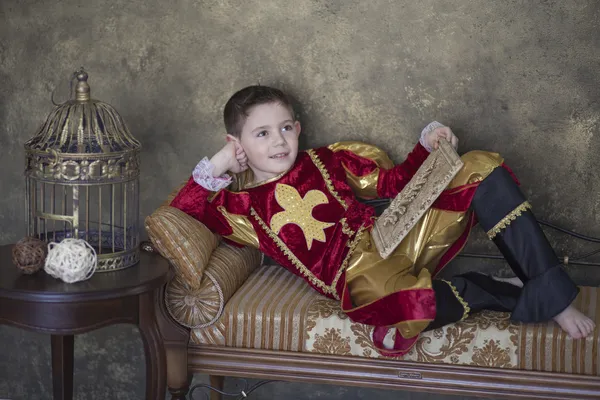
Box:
[145,205,262,328]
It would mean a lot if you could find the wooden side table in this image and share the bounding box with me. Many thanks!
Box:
[0,244,172,400]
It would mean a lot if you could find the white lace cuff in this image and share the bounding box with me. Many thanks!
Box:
[419,121,445,152]
[192,157,232,191]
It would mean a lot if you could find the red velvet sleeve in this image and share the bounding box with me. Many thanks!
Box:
[333,142,430,199]
[376,142,430,198]
[169,176,252,238]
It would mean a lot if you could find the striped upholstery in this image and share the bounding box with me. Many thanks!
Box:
[192,265,315,351]
[189,265,600,375]
[518,286,600,374]
[191,320,226,346]
[146,206,219,287]
[166,243,262,328]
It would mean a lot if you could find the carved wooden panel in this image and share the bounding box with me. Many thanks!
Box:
[373,140,464,259]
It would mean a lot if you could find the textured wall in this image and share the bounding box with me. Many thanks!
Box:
[2,0,600,246]
[1,0,600,398]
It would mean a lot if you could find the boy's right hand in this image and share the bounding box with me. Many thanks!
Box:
[210,141,248,177]
[229,141,249,173]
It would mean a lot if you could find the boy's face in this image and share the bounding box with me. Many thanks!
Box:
[238,102,301,183]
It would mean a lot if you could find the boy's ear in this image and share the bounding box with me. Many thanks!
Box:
[294,121,301,137]
[226,133,240,143]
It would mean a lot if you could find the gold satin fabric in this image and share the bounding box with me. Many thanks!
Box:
[342,167,380,199]
[328,141,395,169]
[328,141,394,199]
[217,206,260,248]
[345,150,504,339]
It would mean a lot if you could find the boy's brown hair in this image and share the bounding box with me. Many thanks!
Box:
[223,85,295,138]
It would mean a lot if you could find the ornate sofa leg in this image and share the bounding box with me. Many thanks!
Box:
[166,345,192,400]
[156,284,191,400]
[209,375,224,400]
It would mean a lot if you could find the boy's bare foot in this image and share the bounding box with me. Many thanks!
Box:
[489,275,595,338]
[553,304,596,339]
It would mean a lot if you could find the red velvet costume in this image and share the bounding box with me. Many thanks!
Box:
[171,141,512,355]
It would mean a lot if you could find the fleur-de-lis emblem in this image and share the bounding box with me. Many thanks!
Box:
[270,183,334,250]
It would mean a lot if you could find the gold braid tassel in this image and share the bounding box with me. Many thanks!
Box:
[486,201,532,240]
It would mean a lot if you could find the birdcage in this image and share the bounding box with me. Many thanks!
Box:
[24,68,141,271]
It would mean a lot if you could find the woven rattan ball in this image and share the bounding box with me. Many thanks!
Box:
[12,236,48,274]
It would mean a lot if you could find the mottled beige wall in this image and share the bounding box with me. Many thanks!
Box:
[1,0,599,248]
[2,1,600,398]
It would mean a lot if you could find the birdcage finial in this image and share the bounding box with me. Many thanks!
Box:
[75,67,90,102]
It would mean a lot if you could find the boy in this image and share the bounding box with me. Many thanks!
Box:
[171,85,594,355]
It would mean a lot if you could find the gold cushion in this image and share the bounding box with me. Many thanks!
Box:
[190,265,600,375]
[145,205,219,287]
[165,243,262,328]
[146,202,263,328]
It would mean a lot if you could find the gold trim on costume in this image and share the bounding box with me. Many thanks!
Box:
[243,168,292,189]
[339,218,355,236]
[231,169,254,191]
[486,201,532,240]
[332,226,366,292]
[251,207,363,300]
[441,279,471,321]
[307,149,348,210]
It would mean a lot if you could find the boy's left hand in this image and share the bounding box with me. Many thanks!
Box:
[425,126,459,150]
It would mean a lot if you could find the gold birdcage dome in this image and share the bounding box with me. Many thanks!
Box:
[24,68,141,271]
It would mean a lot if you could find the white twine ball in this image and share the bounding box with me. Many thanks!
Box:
[44,238,97,283]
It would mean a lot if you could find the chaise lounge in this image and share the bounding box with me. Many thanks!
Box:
[145,184,600,400]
